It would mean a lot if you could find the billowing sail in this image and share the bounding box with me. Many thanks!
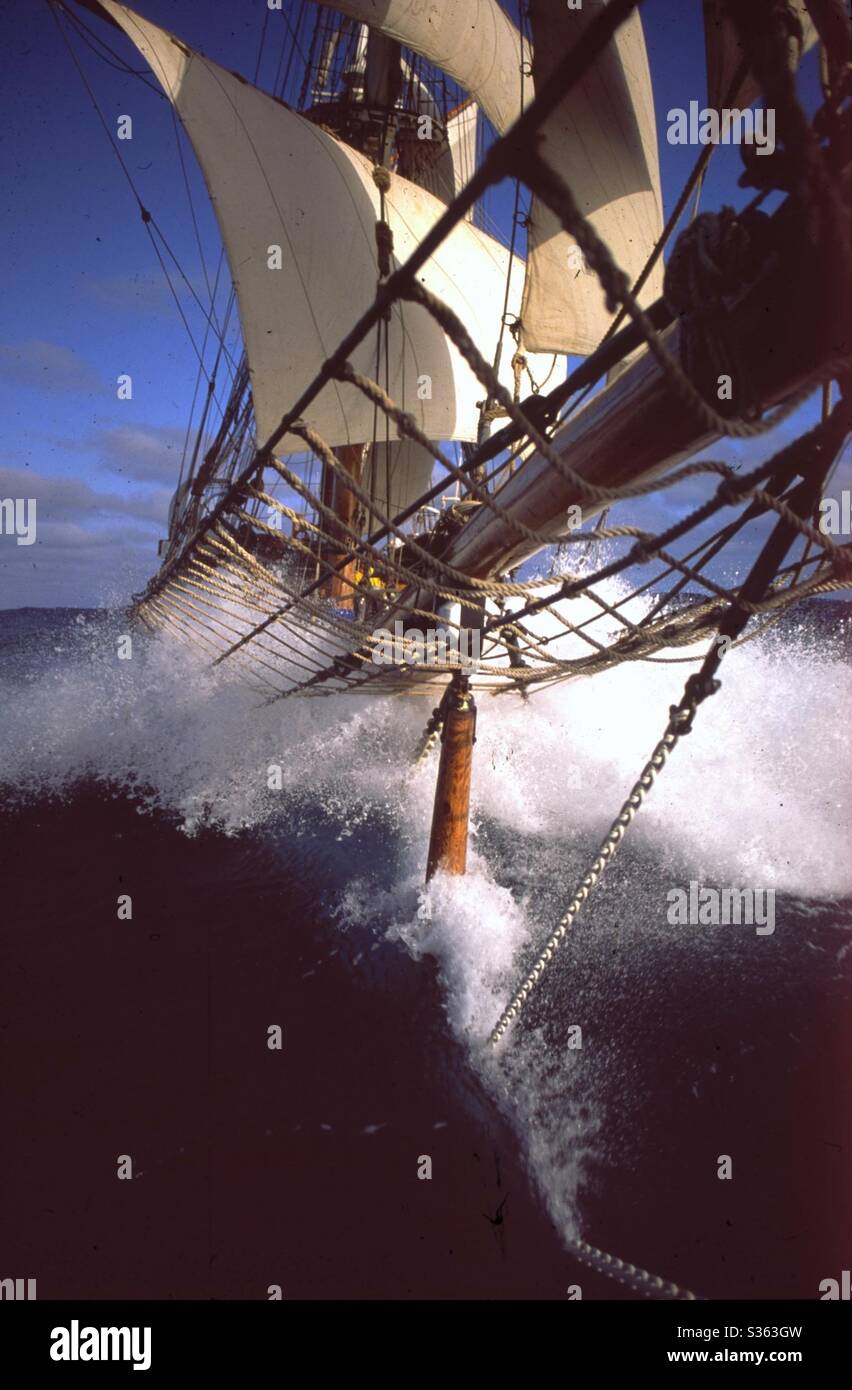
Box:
[521,1,663,354]
[421,99,478,210]
[321,0,664,356]
[315,0,525,133]
[97,1,549,451]
[396,63,476,213]
[445,100,479,203]
[363,437,436,520]
[703,0,817,111]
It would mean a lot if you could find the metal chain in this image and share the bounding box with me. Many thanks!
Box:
[489,720,688,1048]
[411,698,447,767]
[486,701,706,1302]
[563,1235,697,1300]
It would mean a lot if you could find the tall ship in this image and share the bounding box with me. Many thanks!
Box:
[50,0,851,1297]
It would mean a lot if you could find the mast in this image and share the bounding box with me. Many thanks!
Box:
[306,20,399,604]
[299,14,456,607]
[66,0,846,622]
[319,441,369,602]
[61,0,850,895]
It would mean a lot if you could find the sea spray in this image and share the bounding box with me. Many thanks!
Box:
[1,593,850,1277]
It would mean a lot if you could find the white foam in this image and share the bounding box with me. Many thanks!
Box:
[2,592,850,1259]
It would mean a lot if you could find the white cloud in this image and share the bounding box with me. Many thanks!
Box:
[82,268,209,320]
[93,424,188,483]
[51,422,192,485]
[0,340,105,395]
[0,466,170,525]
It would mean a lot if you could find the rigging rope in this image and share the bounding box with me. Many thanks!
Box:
[59,0,852,1305]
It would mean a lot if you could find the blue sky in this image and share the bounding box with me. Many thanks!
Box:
[0,0,844,608]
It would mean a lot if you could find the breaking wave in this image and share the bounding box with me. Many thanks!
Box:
[2,589,850,1286]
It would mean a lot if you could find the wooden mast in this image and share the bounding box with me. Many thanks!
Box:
[318,28,402,607]
[320,443,368,603]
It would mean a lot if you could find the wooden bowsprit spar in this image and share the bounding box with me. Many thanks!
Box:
[402,189,847,593]
[265,169,847,656]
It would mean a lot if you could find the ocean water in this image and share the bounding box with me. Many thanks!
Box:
[1,596,850,1300]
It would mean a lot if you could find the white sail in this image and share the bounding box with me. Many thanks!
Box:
[703,0,817,112]
[400,57,439,120]
[316,0,525,133]
[396,62,476,213]
[520,1,663,354]
[415,98,479,211]
[363,436,436,520]
[98,1,549,451]
[445,100,479,203]
[320,0,664,356]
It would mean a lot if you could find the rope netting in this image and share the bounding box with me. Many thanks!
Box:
[107,0,852,1301]
[130,0,852,708]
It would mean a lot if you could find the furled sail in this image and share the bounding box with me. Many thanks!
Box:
[364,28,401,108]
[703,0,817,112]
[96,1,548,452]
[320,0,664,357]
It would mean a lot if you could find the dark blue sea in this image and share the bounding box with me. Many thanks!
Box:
[1,599,850,1299]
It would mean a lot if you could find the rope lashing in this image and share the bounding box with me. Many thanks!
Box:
[375,220,394,279]
[372,164,395,280]
[511,349,526,402]
[488,671,719,1049]
[371,164,391,195]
